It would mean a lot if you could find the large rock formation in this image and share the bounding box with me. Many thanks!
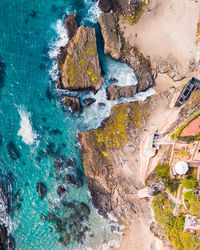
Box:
[57,20,104,92]
[79,101,151,219]
[99,13,153,92]
[99,13,122,59]
[106,84,137,100]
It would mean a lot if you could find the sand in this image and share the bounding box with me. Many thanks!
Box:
[119,0,200,74]
[116,1,200,249]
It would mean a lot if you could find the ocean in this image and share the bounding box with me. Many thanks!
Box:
[0,0,154,249]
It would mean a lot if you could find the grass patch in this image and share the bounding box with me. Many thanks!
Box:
[154,164,170,180]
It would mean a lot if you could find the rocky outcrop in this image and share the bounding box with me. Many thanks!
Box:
[83,98,96,106]
[65,13,77,40]
[98,0,112,12]
[63,96,82,114]
[57,24,104,92]
[112,0,138,17]
[99,13,122,59]
[106,84,137,100]
[99,13,153,92]
[79,100,151,219]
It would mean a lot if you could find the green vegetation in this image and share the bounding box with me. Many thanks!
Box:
[94,102,150,158]
[154,164,170,180]
[152,193,199,249]
[174,150,189,156]
[124,1,149,25]
[184,191,193,201]
[182,179,196,189]
[167,179,180,195]
[171,109,200,141]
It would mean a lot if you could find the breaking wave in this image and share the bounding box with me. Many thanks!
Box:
[17,107,37,145]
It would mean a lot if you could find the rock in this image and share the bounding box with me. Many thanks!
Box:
[36,182,47,200]
[78,101,151,218]
[99,13,122,59]
[65,13,77,40]
[63,96,82,114]
[66,174,76,186]
[0,224,6,249]
[83,98,96,106]
[57,25,104,92]
[106,85,137,100]
[98,0,112,12]
[99,13,153,92]
[98,102,105,107]
[111,0,138,16]
[57,186,67,197]
[109,77,118,83]
[7,237,15,250]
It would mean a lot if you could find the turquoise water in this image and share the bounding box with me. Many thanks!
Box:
[0,0,154,249]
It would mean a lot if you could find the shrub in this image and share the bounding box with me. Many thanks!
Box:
[182,179,196,189]
[154,164,170,180]
[184,191,193,200]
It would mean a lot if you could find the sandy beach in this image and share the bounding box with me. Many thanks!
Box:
[116,0,200,249]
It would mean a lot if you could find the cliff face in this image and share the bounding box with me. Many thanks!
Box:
[99,13,153,92]
[57,24,104,92]
[79,101,151,219]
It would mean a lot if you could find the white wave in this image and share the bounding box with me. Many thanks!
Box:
[17,107,37,145]
[49,19,69,59]
[104,58,138,87]
[48,18,69,81]
[82,0,102,24]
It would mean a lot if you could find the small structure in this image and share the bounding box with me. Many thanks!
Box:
[175,77,200,107]
[175,161,189,175]
[184,214,200,233]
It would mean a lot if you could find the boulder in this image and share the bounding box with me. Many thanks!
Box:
[99,13,122,59]
[98,0,112,12]
[57,186,67,197]
[57,25,104,92]
[36,182,47,200]
[63,96,82,114]
[65,12,77,40]
[106,85,137,100]
[99,13,153,92]
[83,98,96,106]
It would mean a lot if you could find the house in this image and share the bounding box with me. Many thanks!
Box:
[184,214,200,233]
[175,77,200,107]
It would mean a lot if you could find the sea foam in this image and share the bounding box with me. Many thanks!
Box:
[82,0,102,24]
[17,107,37,145]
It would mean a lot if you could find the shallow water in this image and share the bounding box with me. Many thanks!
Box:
[0,0,154,249]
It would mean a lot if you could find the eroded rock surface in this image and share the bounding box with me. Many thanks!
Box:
[106,84,137,100]
[79,101,151,219]
[99,13,153,92]
[98,0,112,12]
[57,24,104,92]
[65,12,77,40]
[63,96,82,114]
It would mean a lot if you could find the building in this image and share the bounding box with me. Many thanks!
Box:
[175,77,200,107]
[184,214,200,233]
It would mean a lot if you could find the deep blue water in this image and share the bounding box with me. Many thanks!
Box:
[0,0,154,249]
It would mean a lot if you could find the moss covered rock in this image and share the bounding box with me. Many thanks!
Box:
[57,25,104,92]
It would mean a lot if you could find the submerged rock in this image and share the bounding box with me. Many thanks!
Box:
[83,98,96,107]
[36,182,47,200]
[6,141,20,160]
[0,224,6,249]
[106,84,137,100]
[57,24,104,92]
[0,56,6,88]
[98,0,112,12]
[57,186,67,197]
[63,96,82,114]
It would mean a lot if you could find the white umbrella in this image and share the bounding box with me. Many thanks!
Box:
[175,161,189,175]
